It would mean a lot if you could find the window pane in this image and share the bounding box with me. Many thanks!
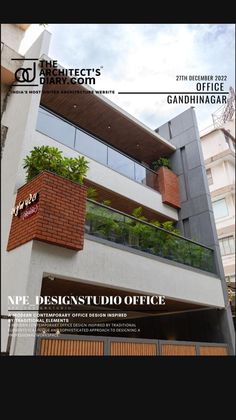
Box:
[219,236,235,256]
[206,168,213,185]
[75,128,107,165]
[36,108,75,148]
[229,237,235,253]
[135,163,146,184]
[108,148,135,179]
[219,239,225,256]
[212,199,228,219]
[223,238,231,254]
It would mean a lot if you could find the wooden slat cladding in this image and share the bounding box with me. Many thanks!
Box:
[161,344,196,356]
[37,338,229,356]
[110,342,157,356]
[40,339,104,356]
[199,346,228,356]
[41,84,174,166]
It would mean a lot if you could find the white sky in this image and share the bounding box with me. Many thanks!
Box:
[20,23,235,132]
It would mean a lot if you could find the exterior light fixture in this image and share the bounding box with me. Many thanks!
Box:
[107,125,111,129]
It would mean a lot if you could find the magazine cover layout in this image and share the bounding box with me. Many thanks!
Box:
[1,23,235,356]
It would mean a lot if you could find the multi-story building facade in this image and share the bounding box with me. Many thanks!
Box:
[201,121,235,322]
[1,27,235,356]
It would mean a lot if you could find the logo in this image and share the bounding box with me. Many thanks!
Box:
[11,58,39,86]
[15,62,36,83]
[11,192,39,216]
[12,59,103,87]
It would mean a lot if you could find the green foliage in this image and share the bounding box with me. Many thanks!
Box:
[162,221,180,235]
[86,202,122,239]
[86,202,213,272]
[102,200,112,206]
[23,146,89,185]
[151,157,171,171]
[87,187,98,200]
[61,156,89,184]
[131,206,147,221]
[150,220,161,228]
[87,186,111,207]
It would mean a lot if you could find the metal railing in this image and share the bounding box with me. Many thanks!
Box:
[85,199,216,274]
[36,106,159,191]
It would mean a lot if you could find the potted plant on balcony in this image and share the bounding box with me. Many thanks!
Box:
[7,145,90,252]
[151,157,171,172]
[23,145,89,184]
[86,199,124,242]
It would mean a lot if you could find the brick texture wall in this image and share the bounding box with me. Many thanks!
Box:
[7,171,87,251]
[157,167,181,209]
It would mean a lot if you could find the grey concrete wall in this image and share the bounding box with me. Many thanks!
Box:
[157,108,214,246]
[156,107,235,354]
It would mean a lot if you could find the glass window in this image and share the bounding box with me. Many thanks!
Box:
[108,148,135,179]
[135,163,146,184]
[36,108,75,148]
[206,168,213,185]
[219,236,235,256]
[225,274,235,283]
[75,128,107,165]
[212,198,228,219]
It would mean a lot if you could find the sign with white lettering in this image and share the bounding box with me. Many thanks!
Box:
[11,192,39,216]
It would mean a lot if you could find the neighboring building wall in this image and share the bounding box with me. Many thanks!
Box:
[156,108,235,353]
[201,130,230,159]
[201,122,235,318]
[223,120,235,138]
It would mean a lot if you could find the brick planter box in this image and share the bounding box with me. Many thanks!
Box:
[7,171,87,251]
[157,166,181,209]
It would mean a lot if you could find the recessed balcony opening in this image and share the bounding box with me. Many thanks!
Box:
[84,179,173,223]
[36,106,163,192]
[40,76,175,166]
[37,276,211,342]
[84,199,215,274]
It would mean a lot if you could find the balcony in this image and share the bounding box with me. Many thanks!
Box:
[36,107,160,191]
[85,200,215,274]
